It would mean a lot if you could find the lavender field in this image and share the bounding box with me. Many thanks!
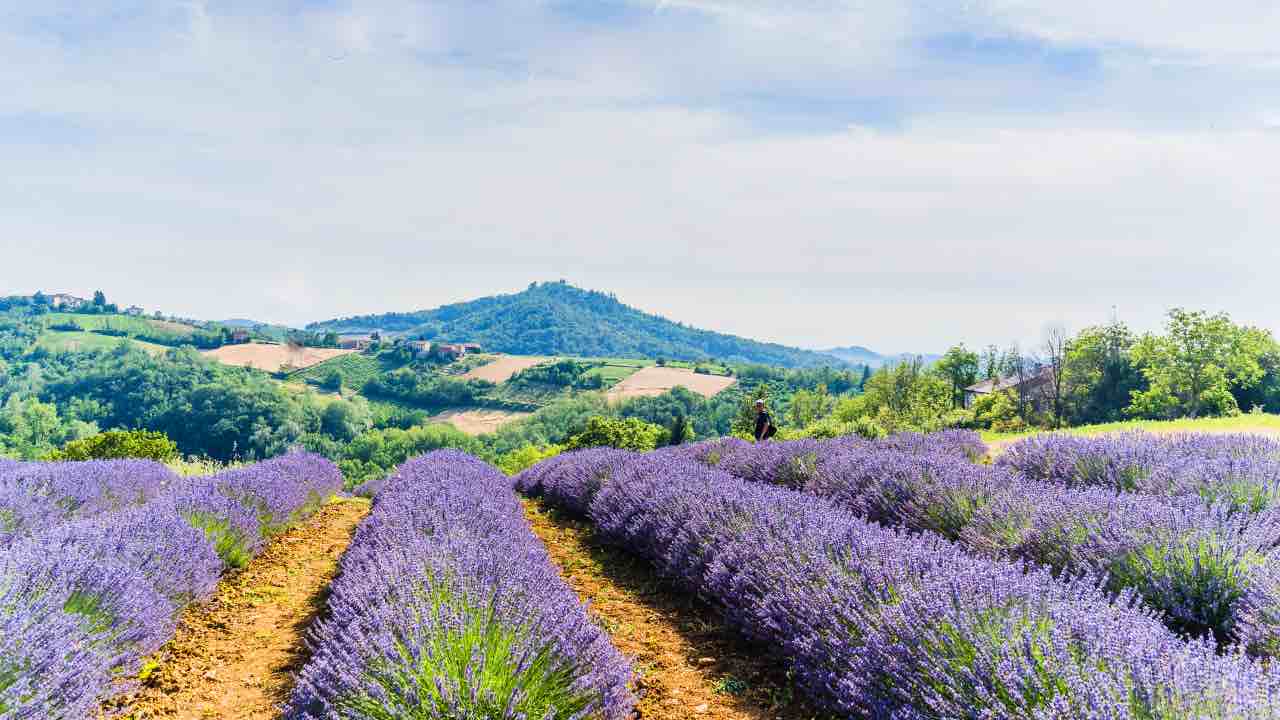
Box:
[517,430,1280,717]
[0,453,341,717]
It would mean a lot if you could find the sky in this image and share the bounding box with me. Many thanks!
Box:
[2,1,1278,354]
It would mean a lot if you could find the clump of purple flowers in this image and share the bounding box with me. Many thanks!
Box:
[998,431,1280,494]
[522,448,1280,717]
[287,450,633,720]
[0,451,342,718]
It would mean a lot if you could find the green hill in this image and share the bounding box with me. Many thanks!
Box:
[308,281,846,368]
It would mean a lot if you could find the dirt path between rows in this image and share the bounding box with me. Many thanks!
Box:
[523,499,831,720]
[110,498,369,720]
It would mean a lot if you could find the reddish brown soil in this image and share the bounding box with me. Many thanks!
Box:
[523,499,832,720]
[108,499,368,720]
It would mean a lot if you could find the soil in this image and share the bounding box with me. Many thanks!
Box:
[462,355,553,383]
[606,366,736,401]
[201,343,355,373]
[522,499,833,720]
[108,499,369,720]
[433,408,533,435]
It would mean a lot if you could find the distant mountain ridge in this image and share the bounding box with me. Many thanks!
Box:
[821,345,941,368]
[307,281,850,368]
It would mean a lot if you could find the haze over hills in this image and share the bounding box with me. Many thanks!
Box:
[820,346,942,368]
[308,281,851,369]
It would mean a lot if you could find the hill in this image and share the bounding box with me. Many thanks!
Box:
[821,345,942,368]
[308,281,847,368]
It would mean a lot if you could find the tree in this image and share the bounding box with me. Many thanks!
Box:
[48,429,178,462]
[93,290,106,307]
[934,344,979,408]
[788,385,832,427]
[1061,321,1142,424]
[564,416,664,452]
[1129,308,1273,418]
[858,365,871,391]
[1040,324,1069,427]
[979,345,1002,380]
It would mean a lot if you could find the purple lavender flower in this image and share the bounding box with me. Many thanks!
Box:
[287,450,634,720]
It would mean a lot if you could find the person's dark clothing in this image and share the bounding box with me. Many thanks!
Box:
[754,411,776,441]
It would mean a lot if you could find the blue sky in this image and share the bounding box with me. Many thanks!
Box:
[3,1,1278,352]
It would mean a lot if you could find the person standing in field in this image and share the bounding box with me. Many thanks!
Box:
[754,399,776,442]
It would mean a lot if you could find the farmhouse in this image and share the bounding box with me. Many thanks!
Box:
[229,329,251,344]
[407,340,432,356]
[963,366,1056,411]
[338,335,373,350]
[47,293,88,309]
[125,305,144,316]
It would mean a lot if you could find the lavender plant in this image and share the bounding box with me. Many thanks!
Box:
[522,450,1280,717]
[286,450,633,720]
[0,451,342,718]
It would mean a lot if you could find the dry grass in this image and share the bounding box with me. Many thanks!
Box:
[606,366,737,401]
[201,343,355,373]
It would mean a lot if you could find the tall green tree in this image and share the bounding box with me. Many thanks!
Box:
[934,344,980,408]
[1061,321,1142,424]
[1128,309,1274,418]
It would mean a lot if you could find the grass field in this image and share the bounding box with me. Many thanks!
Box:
[983,413,1280,452]
[43,312,196,339]
[34,330,170,356]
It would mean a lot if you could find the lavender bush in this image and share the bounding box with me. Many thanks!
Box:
[524,450,1280,717]
[0,459,179,544]
[287,450,633,720]
[997,432,1280,493]
[0,451,342,718]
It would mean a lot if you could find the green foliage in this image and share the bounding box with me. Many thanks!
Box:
[495,444,563,476]
[565,416,664,452]
[362,368,486,410]
[307,281,846,368]
[0,396,97,459]
[182,511,253,568]
[1061,321,1144,425]
[481,395,612,456]
[1129,309,1274,419]
[971,391,1024,433]
[788,386,833,427]
[935,344,980,408]
[339,424,484,488]
[837,358,954,434]
[47,429,178,462]
[508,359,605,390]
[338,582,595,720]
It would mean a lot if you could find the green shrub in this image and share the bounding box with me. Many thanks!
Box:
[496,444,563,475]
[47,430,179,462]
[564,416,664,452]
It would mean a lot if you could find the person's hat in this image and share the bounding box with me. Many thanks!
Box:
[754,399,765,407]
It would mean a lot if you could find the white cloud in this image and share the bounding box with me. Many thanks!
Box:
[1,0,1278,351]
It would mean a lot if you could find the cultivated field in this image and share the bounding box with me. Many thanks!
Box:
[433,408,531,435]
[462,355,551,383]
[35,330,170,356]
[202,343,354,372]
[43,312,195,338]
[605,366,736,400]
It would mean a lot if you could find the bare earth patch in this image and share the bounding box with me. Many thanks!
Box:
[523,499,831,720]
[108,499,369,720]
[607,366,736,401]
[462,355,552,383]
[202,343,355,373]
[433,408,532,435]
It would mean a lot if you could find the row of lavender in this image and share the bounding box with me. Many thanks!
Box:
[286,450,633,720]
[678,432,1280,654]
[0,453,341,719]
[996,431,1280,498]
[516,447,1280,718]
